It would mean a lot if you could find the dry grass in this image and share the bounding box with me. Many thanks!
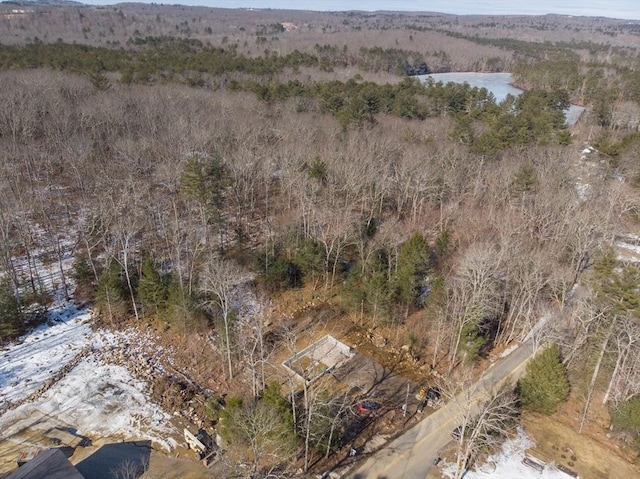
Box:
[425,409,639,479]
[522,410,639,479]
[143,449,218,479]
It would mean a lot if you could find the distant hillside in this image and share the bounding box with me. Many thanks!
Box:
[1,0,82,5]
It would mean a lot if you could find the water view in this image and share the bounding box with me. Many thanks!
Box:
[419,72,586,126]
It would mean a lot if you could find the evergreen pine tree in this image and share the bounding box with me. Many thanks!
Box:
[364,270,393,324]
[611,396,640,438]
[519,343,570,415]
[180,153,226,211]
[95,260,128,324]
[394,232,431,310]
[592,245,640,319]
[0,279,22,340]
[137,256,168,317]
[294,239,325,285]
[160,281,206,332]
[592,245,617,282]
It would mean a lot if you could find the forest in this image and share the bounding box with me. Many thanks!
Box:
[0,3,639,479]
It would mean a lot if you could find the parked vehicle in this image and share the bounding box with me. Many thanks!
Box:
[418,387,442,412]
[426,387,442,408]
[426,387,441,401]
[356,400,379,416]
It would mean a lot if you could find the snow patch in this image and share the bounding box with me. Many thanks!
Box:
[442,428,572,479]
[0,357,175,451]
[523,312,552,342]
[616,234,640,263]
[1,221,178,452]
[0,306,93,409]
[0,303,177,451]
[499,344,518,358]
[575,182,589,201]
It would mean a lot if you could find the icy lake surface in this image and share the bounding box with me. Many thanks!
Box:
[419,72,586,125]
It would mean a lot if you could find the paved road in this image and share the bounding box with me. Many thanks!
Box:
[349,340,537,479]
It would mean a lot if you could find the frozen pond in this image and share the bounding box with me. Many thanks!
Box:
[419,72,586,125]
[421,72,520,103]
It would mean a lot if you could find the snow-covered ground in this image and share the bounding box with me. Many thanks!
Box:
[0,304,178,451]
[616,234,640,263]
[441,428,574,479]
[0,304,92,410]
[0,224,179,455]
[0,355,176,451]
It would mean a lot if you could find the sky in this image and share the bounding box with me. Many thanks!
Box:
[84,0,640,21]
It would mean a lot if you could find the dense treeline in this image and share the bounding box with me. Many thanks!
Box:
[429,29,640,116]
[0,37,578,150]
[313,44,430,75]
[0,59,635,420]
[1,33,637,131]
[0,36,319,79]
[513,57,640,107]
[0,36,436,81]
[0,69,637,473]
[433,26,638,63]
[0,68,635,358]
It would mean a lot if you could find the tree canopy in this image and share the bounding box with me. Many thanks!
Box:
[519,344,570,415]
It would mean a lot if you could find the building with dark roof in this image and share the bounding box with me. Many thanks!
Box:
[6,448,84,479]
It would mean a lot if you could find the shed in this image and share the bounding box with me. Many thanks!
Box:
[7,448,84,479]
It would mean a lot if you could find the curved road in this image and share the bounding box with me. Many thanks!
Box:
[349,339,536,479]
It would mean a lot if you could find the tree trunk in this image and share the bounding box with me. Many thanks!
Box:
[122,238,139,321]
[579,319,614,433]
[303,382,311,472]
[223,308,233,380]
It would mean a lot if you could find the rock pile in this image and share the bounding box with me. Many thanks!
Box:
[0,347,91,416]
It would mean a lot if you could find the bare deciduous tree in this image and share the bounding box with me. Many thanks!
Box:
[201,256,249,380]
[447,243,502,370]
[444,375,519,479]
